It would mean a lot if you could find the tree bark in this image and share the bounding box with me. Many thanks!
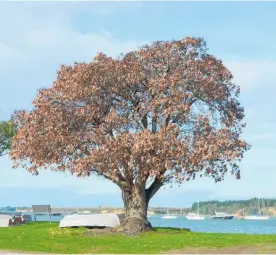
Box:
[120,179,163,233]
[121,185,153,233]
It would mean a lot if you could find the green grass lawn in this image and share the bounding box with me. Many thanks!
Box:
[0,222,276,254]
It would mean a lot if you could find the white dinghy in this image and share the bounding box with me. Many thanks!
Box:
[0,215,13,227]
[59,213,120,228]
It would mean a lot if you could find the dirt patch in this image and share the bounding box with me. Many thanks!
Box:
[164,245,258,254]
[84,226,191,237]
[84,227,122,236]
[84,225,151,237]
[0,250,48,254]
[257,244,276,254]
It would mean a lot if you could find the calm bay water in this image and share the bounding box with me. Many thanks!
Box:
[149,215,276,234]
[29,214,276,235]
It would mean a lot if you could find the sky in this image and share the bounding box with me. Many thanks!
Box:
[0,1,276,208]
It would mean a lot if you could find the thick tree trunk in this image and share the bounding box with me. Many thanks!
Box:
[121,185,153,233]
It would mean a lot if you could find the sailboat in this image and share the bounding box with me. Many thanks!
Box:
[162,210,177,219]
[186,202,205,220]
[244,198,269,220]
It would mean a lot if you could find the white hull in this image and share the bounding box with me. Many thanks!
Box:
[0,215,13,227]
[244,215,269,220]
[186,214,205,220]
[59,213,120,228]
[162,215,177,219]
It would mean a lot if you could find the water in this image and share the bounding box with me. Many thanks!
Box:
[149,215,276,234]
[22,213,276,235]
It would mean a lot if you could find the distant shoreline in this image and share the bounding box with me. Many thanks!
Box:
[2,197,276,216]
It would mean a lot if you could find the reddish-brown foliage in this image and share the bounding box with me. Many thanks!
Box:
[11,37,249,196]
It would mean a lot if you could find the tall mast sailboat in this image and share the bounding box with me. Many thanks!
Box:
[186,202,205,220]
[244,198,270,220]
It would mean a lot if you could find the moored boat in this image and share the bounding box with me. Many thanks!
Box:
[210,212,234,220]
[186,213,205,220]
[162,210,177,219]
[162,214,177,219]
[186,202,205,220]
[51,213,62,216]
[244,198,270,220]
[244,215,269,220]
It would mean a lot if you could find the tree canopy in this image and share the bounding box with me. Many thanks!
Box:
[10,37,250,231]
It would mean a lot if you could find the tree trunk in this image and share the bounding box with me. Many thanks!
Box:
[121,185,153,233]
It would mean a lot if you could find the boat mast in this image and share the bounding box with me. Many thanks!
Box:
[263,198,268,216]
[258,198,261,215]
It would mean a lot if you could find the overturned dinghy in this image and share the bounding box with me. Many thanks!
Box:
[59,213,120,228]
[0,215,13,227]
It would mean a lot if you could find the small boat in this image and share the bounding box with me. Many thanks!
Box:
[244,198,269,220]
[51,213,62,216]
[0,214,14,227]
[162,215,177,219]
[186,202,205,220]
[59,213,120,228]
[186,213,205,220]
[244,215,269,220]
[210,212,234,220]
[162,210,177,219]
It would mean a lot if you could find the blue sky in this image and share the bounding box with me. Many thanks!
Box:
[1,1,276,208]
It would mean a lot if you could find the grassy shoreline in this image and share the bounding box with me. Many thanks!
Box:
[0,222,276,254]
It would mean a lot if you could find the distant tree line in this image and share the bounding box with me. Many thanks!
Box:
[191,198,276,215]
[0,206,16,212]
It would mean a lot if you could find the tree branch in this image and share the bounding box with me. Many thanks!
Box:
[152,115,157,133]
[146,177,163,202]
[141,113,148,129]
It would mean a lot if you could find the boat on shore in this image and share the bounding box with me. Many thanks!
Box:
[210,212,234,220]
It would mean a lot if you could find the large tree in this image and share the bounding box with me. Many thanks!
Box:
[11,37,249,232]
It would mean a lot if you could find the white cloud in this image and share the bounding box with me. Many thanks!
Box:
[0,3,145,74]
[0,2,145,121]
[225,61,276,89]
